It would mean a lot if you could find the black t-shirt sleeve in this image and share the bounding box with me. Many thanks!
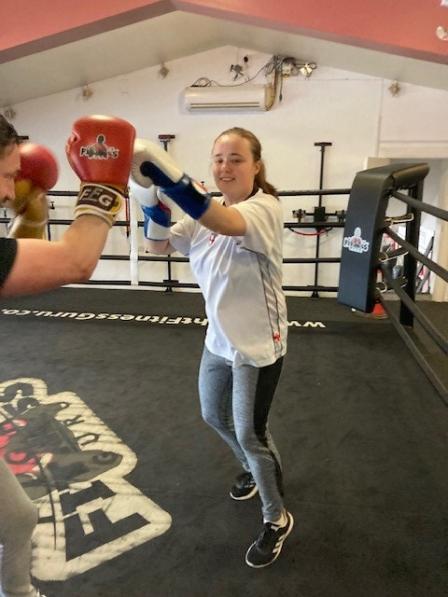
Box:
[0,238,18,288]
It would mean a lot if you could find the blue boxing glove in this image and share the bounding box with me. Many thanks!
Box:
[129,180,175,241]
[130,138,210,220]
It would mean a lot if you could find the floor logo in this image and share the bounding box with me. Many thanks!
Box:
[0,378,172,580]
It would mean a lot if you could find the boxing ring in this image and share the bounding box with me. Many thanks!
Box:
[25,161,446,402]
[337,163,448,403]
[0,163,447,597]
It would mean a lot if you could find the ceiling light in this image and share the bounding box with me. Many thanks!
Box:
[82,85,93,100]
[4,106,16,119]
[388,81,401,96]
[158,63,169,78]
[436,25,448,40]
[299,63,317,78]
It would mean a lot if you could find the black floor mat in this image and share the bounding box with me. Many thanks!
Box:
[0,289,446,597]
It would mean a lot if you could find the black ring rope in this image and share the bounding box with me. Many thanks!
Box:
[392,190,448,222]
[385,227,448,284]
[378,295,448,406]
[379,264,448,355]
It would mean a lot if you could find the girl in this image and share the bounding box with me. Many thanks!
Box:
[133,127,293,568]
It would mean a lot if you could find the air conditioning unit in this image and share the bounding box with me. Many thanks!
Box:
[182,84,272,112]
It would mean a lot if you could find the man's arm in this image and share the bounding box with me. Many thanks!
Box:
[0,216,109,297]
[1,114,136,298]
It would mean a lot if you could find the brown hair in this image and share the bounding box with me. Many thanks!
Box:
[0,115,20,158]
[213,127,278,198]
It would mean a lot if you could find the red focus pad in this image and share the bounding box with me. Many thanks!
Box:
[66,115,136,189]
[17,143,58,191]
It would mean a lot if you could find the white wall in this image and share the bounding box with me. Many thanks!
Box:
[380,82,448,156]
[7,46,448,294]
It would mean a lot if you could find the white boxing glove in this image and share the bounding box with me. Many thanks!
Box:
[129,179,173,241]
[130,138,210,220]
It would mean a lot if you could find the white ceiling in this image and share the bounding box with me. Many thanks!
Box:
[1,10,447,108]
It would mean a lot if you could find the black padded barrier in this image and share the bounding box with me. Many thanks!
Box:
[337,163,429,313]
[337,162,448,403]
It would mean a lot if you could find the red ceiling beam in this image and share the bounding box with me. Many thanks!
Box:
[174,0,448,64]
[0,0,172,63]
[0,0,447,64]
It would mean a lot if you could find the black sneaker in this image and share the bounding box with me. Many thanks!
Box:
[229,471,258,500]
[245,511,294,568]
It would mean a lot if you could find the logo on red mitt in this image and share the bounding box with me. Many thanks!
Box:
[80,134,119,159]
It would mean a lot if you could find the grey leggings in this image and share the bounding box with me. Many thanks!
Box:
[0,458,38,597]
[198,345,285,522]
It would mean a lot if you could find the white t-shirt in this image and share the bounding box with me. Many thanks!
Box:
[169,190,288,367]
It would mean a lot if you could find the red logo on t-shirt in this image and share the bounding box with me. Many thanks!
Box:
[273,332,281,342]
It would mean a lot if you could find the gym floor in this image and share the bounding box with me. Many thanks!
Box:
[0,288,447,597]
